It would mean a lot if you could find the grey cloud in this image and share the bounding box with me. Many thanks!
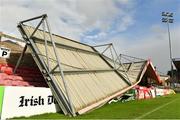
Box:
[0,0,134,40]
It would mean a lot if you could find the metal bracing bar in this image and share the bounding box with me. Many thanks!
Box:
[33,36,99,55]
[109,46,116,69]
[42,20,50,71]
[101,54,119,64]
[120,54,134,63]
[92,47,132,86]
[49,64,58,74]
[101,54,127,72]
[20,14,47,23]
[112,45,122,65]
[120,53,145,61]
[111,45,132,85]
[30,53,86,72]
[47,77,72,115]
[101,47,128,72]
[13,44,28,74]
[101,44,111,54]
[30,16,46,39]
[126,62,133,72]
[61,63,84,70]
[50,63,84,74]
[18,23,72,116]
[1,33,25,43]
[116,54,124,70]
[45,18,75,116]
[114,55,120,63]
[119,55,135,72]
[54,69,115,74]
[93,43,112,47]
[93,43,117,69]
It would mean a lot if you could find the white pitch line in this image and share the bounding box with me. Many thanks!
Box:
[134,98,178,119]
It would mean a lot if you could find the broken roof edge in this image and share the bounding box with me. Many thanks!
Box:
[101,54,147,65]
[0,32,24,43]
[148,60,162,84]
[102,54,162,85]
[78,60,149,114]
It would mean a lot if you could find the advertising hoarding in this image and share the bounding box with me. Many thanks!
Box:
[1,86,60,119]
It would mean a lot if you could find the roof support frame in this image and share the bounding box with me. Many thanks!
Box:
[13,44,28,74]
[17,23,72,115]
[44,18,75,116]
[33,36,100,55]
[29,16,46,39]
[20,14,47,23]
[42,20,50,70]
[93,43,132,85]
[111,45,132,85]
[17,14,75,116]
[14,14,149,117]
[54,69,117,74]
[92,47,132,86]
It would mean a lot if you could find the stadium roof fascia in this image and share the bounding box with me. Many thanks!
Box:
[0,32,24,43]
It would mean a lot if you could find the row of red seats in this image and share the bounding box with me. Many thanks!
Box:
[0,64,41,75]
[0,73,44,82]
[0,79,47,87]
[0,64,48,87]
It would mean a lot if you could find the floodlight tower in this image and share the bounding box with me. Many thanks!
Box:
[161,12,174,86]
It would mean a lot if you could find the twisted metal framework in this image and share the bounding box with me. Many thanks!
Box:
[14,14,75,116]
[93,44,145,85]
[14,14,147,116]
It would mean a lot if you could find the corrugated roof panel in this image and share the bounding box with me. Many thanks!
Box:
[55,71,128,111]
[23,25,94,52]
[34,38,111,71]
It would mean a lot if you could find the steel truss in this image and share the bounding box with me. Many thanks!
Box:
[14,14,146,116]
[93,44,145,85]
[15,14,75,116]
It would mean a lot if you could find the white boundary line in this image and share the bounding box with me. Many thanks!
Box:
[135,98,178,119]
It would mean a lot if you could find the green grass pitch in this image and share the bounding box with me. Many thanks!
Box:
[14,94,180,119]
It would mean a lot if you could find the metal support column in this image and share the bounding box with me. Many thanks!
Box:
[13,44,27,74]
[45,18,75,115]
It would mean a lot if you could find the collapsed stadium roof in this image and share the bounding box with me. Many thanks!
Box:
[13,14,160,116]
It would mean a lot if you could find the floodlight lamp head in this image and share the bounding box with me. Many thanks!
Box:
[162,18,168,23]
[169,19,174,23]
[162,12,167,16]
[162,12,173,17]
[168,13,173,17]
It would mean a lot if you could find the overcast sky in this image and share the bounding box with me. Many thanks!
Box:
[0,0,180,74]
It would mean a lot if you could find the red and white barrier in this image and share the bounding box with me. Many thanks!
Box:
[134,85,175,100]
